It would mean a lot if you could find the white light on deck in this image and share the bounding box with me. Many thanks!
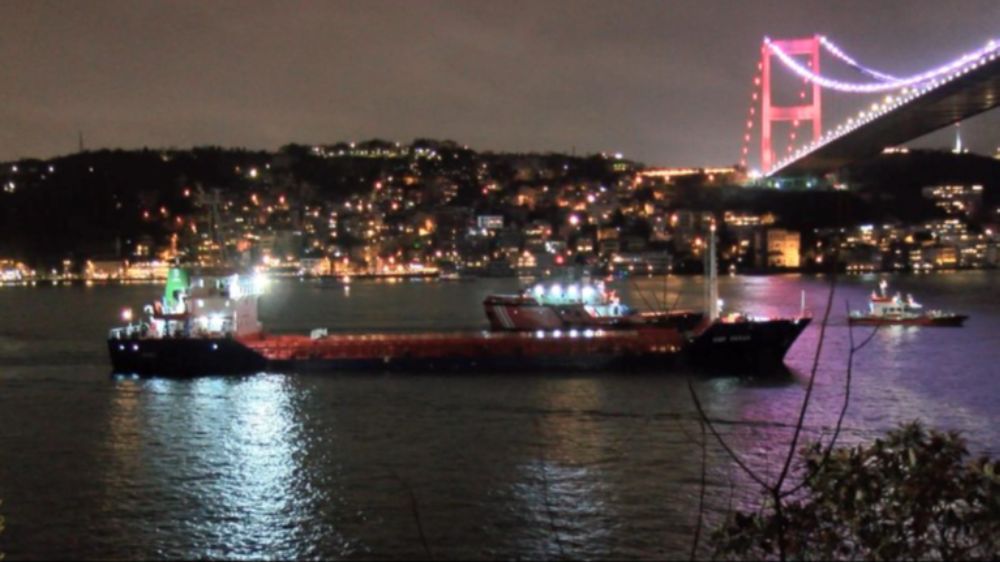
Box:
[229,274,243,298]
[252,272,269,294]
[121,308,133,322]
[208,314,225,332]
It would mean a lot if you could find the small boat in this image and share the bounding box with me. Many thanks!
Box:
[848,280,967,327]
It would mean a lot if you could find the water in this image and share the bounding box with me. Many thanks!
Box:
[0,273,997,559]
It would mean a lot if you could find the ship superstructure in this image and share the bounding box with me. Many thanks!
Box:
[111,267,266,340]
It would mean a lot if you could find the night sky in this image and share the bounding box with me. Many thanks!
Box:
[1,0,998,166]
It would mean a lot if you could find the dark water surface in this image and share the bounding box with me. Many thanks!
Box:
[0,273,997,559]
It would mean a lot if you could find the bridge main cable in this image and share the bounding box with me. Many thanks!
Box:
[767,36,1000,93]
[817,35,898,82]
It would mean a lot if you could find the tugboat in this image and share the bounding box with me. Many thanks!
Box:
[484,223,812,370]
[848,280,967,327]
[483,280,704,334]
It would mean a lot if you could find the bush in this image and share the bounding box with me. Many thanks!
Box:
[713,422,999,561]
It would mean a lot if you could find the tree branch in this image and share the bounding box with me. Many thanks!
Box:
[773,274,837,496]
[687,381,770,489]
[690,418,708,560]
[781,299,879,499]
[391,470,433,560]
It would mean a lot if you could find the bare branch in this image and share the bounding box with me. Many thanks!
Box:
[687,380,770,489]
[690,418,708,560]
[390,470,434,560]
[629,277,658,312]
[773,274,837,495]
[669,287,684,312]
[781,299,879,499]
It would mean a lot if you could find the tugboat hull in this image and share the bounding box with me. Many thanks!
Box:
[848,315,967,327]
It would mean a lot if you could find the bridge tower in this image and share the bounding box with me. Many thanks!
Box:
[761,36,822,173]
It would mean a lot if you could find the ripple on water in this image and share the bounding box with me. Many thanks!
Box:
[0,274,997,559]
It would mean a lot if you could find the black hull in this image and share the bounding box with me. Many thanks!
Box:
[108,336,684,376]
[109,341,682,377]
[685,318,812,371]
[108,337,267,377]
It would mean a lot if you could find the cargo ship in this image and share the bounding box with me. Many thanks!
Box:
[848,280,967,327]
[107,229,810,376]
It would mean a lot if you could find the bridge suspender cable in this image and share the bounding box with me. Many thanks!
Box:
[786,65,813,157]
[766,36,1000,93]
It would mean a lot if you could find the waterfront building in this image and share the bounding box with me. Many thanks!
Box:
[85,259,126,281]
[0,259,32,282]
[124,260,171,281]
[754,228,801,269]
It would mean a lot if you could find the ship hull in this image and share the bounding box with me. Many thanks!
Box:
[685,318,812,371]
[848,315,967,327]
[108,320,809,377]
[108,328,685,377]
[108,337,267,377]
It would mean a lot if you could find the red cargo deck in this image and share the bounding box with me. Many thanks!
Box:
[239,327,686,370]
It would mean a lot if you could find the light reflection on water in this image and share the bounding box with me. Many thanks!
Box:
[0,272,997,559]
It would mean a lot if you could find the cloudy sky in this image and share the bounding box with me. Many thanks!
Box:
[1,0,997,166]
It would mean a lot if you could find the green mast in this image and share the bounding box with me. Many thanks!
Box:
[163,267,189,308]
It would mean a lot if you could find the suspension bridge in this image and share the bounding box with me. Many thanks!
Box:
[738,35,1000,179]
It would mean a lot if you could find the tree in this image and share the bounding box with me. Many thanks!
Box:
[712,422,999,561]
[686,277,996,562]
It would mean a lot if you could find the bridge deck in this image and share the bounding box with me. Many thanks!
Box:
[772,54,1000,177]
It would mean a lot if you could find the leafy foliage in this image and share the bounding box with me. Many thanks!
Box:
[713,422,999,561]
